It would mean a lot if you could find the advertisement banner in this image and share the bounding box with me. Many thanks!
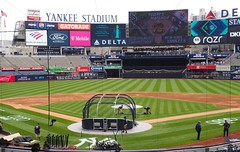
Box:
[187,65,216,70]
[216,65,231,71]
[16,75,56,81]
[228,18,240,26]
[1,67,15,71]
[75,66,90,72]
[236,45,240,52]
[228,26,240,43]
[0,75,16,82]
[191,19,228,36]
[47,30,69,46]
[90,66,104,72]
[18,66,44,71]
[25,21,58,30]
[27,16,41,21]
[26,30,48,46]
[188,53,208,58]
[91,24,127,46]
[70,31,91,46]
[231,74,240,80]
[128,9,188,46]
[189,35,228,45]
[37,46,61,55]
[58,23,91,30]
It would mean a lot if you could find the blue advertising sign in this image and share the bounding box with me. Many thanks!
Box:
[90,66,104,72]
[188,53,207,58]
[91,24,127,46]
[25,21,58,30]
[228,18,240,26]
[231,74,240,80]
[236,45,240,52]
[16,75,56,81]
[47,30,69,46]
[191,19,228,36]
[128,9,188,46]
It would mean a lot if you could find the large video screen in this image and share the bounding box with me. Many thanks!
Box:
[128,9,188,46]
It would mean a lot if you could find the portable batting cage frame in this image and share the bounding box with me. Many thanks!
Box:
[82,93,136,124]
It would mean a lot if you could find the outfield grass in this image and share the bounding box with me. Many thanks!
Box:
[0,79,239,150]
[0,79,239,99]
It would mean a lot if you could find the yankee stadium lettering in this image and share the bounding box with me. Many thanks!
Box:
[46,13,78,22]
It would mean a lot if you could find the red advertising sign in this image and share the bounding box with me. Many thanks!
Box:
[0,75,16,82]
[27,16,41,21]
[75,66,90,72]
[187,65,216,70]
[18,66,44,71]
[1,67,15,71]
[58,23,91,30]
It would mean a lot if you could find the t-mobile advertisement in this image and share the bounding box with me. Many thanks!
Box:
[70,31,91,46]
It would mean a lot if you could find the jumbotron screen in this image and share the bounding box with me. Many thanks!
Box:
[128,9,188,46]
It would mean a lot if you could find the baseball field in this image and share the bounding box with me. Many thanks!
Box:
[0,78,240,150]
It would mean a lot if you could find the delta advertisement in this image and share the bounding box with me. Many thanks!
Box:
[128,9,188,46]
[91,24,127,46]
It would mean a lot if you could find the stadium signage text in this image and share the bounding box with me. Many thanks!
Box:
[228,18,240,26]
[46,13,118,23]
[93,39,127,46]
[230,32,240,37]
[193,36,223,44]
[221,8,239,18]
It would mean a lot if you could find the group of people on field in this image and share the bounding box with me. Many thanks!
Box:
[195,120,230,140]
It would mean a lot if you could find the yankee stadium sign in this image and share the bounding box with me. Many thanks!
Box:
[46,13,118,23]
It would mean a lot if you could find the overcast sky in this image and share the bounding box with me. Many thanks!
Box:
[0,0,239,39]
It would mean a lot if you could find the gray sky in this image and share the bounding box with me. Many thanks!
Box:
[0,0,239,39]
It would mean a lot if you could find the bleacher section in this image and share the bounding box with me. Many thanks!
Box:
[4,56,40,67]
[222,52,240,66]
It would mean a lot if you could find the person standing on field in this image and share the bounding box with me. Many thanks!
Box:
[34,123,41,140]
[195,121,201,140]
[223,120,230,137]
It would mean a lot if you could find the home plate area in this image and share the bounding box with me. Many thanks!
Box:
[68,121,152,135]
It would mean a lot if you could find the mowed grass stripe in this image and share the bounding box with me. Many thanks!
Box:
[159,79,166,92]
[110,79,134,92]
[198,80,224,94]
[214,80,240,95]
[187,79,207,93]
[206,80,233,94]
[175,79,187,92]
[166,79,173,92]
[139,79,153,91]
[124,79,142,91]
[170,79,181,92]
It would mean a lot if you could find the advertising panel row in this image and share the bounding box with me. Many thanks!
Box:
[25,15,240,47]
[25,21,127,47]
